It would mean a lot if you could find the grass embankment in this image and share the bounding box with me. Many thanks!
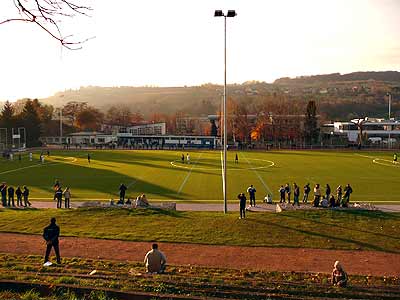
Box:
[0,208,399,252]
[0,254,399,300]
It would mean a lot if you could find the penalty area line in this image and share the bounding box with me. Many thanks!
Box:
[177,153,203,194]
[241,153,273,196]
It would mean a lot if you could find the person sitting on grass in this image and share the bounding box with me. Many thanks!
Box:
[342,184,353,207]
[264,194,272,204]
[331,261,348,287]
[136,194,149,208]
[144,243,167,274]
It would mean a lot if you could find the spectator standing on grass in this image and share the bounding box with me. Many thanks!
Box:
[329,195,336,207]
[238,192,247,219]
[313,184,321,207]
[144,243,167,274]
[279,185,286,203]
[247,184,256,207]
[55,187,63,209]
[7,185,15,207]
[331,261,348,287]
[63,187,71,209]
[285,183,291,203]
[342,184,353,207]
[23,186,31,207]
[303,183,311,203]
[325,184,331,201]
[1,183,7,206]
[293,183,300,206]
[16,186,23,206]
[119,183,127,204]
[336,185,342,206]
[43,217,61,265]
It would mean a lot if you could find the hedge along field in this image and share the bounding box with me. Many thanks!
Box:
[0,208,399,252]
[0,149,399,203]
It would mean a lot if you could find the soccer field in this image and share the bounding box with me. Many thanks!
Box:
[0,149,399,203]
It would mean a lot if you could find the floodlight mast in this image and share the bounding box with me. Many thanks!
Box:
[214,10,236,214]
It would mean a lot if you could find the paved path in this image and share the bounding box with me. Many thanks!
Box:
[0,233,399,276]
[11,201,400,212]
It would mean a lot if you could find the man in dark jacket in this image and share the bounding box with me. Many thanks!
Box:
[119,183,127,204]
[43,217,61,264]
[15,186,23,206]
[7,185,15,207]
[1,183,7,206]
[23,186,31,207]
[55,187,63,209]
[237,193,247,219]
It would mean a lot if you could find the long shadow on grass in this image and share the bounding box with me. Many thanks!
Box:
[335,209,400,220]
[246,217,399,253]
[27,160,189,200]
[279,211,400,241]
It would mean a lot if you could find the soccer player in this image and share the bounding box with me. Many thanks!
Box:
[29,152,33,161]
[186,153,190,164]
[235,153,238,164]
[87,153,91,164]
[181,153,184,164]
[393,153,398,164]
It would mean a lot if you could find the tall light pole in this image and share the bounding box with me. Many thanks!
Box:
[60,107,63,145]
[214,9,236,213]
[387,93,392,149]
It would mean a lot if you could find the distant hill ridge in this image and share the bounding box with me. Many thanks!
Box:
[274,71,400,85]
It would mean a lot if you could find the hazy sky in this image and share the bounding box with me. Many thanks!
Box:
[0,0,399,101]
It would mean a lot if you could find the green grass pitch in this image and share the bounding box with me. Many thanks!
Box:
[0,149,398,203]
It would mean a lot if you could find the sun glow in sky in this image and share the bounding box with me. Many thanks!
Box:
[0,0,399,101]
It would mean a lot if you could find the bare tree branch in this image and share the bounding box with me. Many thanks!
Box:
[1,0,93,50]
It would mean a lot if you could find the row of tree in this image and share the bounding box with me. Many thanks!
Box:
[0,96,319,147]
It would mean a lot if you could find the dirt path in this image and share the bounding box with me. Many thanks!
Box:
[1,233,399,276]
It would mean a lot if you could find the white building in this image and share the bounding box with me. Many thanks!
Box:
[123,123,166,136]
[68,132,117,145]
[331,118,400,143]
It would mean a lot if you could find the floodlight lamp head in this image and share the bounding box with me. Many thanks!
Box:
[214,10,224,17]
[227,10,237,17]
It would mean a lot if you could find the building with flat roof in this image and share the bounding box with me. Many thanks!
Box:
[327,118,400,144]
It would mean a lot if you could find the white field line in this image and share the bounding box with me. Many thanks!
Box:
[372,158,400,168]
[354,153,400,168]
[177,153,203,194]
[0,154,87,178]
[354,154,376,159]
[241,153,273,196]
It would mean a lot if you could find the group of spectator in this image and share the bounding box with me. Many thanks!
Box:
[53,180,71,209]
[278,183,353,208]
[0,183,31,207]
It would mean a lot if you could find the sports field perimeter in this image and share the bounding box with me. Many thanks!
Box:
[0,149,399,203]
